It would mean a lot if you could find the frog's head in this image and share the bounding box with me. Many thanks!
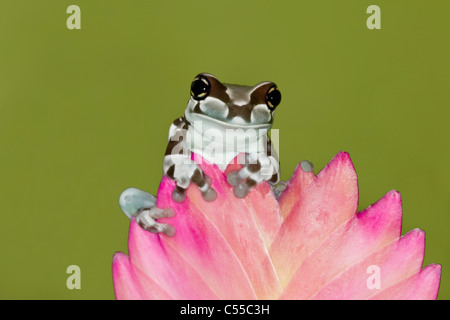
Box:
[184,73,281,130]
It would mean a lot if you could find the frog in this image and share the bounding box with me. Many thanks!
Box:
[119,73,285,237]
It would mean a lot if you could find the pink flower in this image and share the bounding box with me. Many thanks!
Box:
[112,152,441,300]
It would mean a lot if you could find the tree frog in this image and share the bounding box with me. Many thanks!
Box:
[119,73,283,236]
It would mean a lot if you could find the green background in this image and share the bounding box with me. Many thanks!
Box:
[0,0,448,299]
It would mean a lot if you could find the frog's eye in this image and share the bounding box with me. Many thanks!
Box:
[190,76,211,101]
[265,86,281,110]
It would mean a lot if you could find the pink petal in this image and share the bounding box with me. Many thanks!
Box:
[223,157,283,247]
[270,151,359,287]
[278,162,315,219]
[310,228,425,299]
[113,252,145,300]
[114,151,441,301]
[369,264,441,300]
[154,176,258,299]
[112,252,173,300]
[178,155,282,299]
[280,190,403,299]
[128,218,220,299]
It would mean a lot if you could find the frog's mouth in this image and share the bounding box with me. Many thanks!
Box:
[185,110,273,131]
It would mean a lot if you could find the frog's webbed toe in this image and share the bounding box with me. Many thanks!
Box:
[136,207,175,237]
[171,169,218,202]
[136,207,176,237]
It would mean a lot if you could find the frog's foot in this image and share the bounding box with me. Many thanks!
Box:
[119,187,176,236]
[227,163,265,199]
[171,169,217,203]
[273,180,289,199]
[136,207,176,237]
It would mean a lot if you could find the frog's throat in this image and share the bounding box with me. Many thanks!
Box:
[185,110,273,131]
[184,111,271,171]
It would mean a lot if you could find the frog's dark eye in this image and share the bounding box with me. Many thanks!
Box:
[265,86,281,110]
[190,76,211,100]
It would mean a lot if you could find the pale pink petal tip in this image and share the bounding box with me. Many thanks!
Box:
[112,252,144,300]
[370,264,441,300]
[270,150,359,287]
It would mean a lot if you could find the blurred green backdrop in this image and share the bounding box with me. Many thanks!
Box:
[0,0,449,299]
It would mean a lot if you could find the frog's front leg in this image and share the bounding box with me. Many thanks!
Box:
[119,187,175,236]
[163,117,217,203]
[226,135,283,198]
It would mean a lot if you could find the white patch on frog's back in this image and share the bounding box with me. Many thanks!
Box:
[225,81,273,106]
[199,96,229,119]
[251,104,272,124]
[225,85,251,106]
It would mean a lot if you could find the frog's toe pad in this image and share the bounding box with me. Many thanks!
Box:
[227,170,241,186]
[273,180,289,199]
[172,188,186,203]
[300,160,314,173]
[148,222,176,237]
[202,187,217,202]
[233,184,250,199]
[160,224,176,237]
[154,207,175,219]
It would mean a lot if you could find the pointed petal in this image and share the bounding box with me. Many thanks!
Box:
[309,228,425,299]
[156,176,257,299]
[278,162,315,219]
[113,252,174,300]
[128,217,219,299]
[112,252,145,300]
[270,151,359,287]
[370,264,441,300]
[223,156,283,247]
[280,190,403,299]
[181,156,282,299]
[240,182,283,248]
